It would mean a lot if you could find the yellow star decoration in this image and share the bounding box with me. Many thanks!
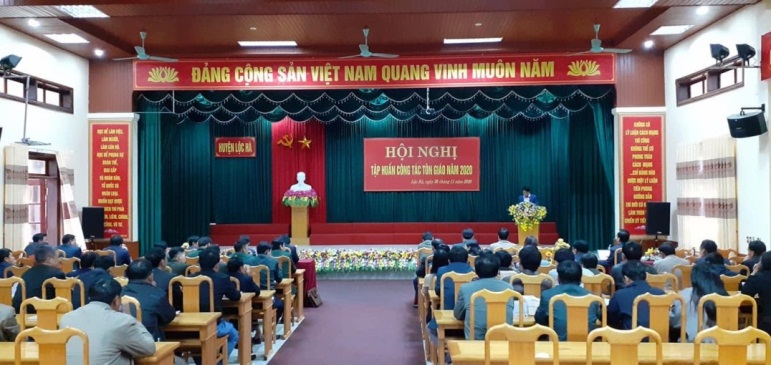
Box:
[299,136,312,149]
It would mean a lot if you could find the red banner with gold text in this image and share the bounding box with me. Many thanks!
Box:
[619,115,665,236]
[364,138,480,192]
[214,137,256,158]
[133,54,615,90]
[89,122,132,239]
[762,32,771,81]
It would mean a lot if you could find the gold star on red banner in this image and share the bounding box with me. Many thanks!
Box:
[300,136,312,149]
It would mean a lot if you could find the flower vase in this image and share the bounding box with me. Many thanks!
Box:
[517,223,540,243]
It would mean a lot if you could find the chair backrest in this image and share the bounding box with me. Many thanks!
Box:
[168,276,213,312]
[646,273,679,291]
[694,326,771,365]
[108,264,127,278]
[548,293,607,341]
[536,264,556,275]
[15,327,89,365]
[633,292,686,342]
[508,273,554,297]
[18,257,35,267]
[484,323,559,365]
[224,248,236,256]
[56,249,66,258]
[697,293,757,331]
[596,265,606,274]
[7,265,31,278]
[675,249,690,258]
[440,272,477,310]
[469,289,524,340]
[186,256,199,265]
[11,250,26,260]
[716,248,738,260]
[248,264,271,290]
[720,274,747,292]
[673,265,693,289]
[164,266,172,273]
[185,265,201,276]
[613,247,623,266]
[417,247,433,266]
[230,276,240,291]
[492,246,518,255]
[220,255,230,263]
[0,277,24,307]
[581,273,615,297]
[114,277,128,286]
[59,257,80,274]
[586,326,662,365]
[121,295,142,322]
[20,297,72,330]
[725,264,750,276]
[275,255,292,277]
[468,256,477,270]
[42,277,85,306]
[424,255,434,275]
[93,250,117,262]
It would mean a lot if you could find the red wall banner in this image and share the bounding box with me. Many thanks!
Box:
[89,122,132,239]
[133,53,615,90]
[762,32,771,81]
[214,137,256,158]
[619,115,665,236]
[364,138,480,192]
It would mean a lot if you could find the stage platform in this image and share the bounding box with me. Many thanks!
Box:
[210,222,559,245]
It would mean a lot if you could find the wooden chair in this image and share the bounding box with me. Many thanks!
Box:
[492,246,518,255]
[19,297,72,330]
[675,248,690,258]
[508,273,554,297]
[185,256,199,265]
[92,250,117,263]
[168,276,213,312]
[11,250,26,260]
[694,326,771,365]
[223,248,236,256]
[468,289,524,340]
[164,266,172,273]
[0,277,24,307]
[121,295,142,321]
[720,274,747,292]
[7,265,31,278]
[275,255,292,278]
[424,255,434,276]
[18,257,35,267]
[548,294,607,341]
[108,264,127,278]
[114,277,128,286]
[633,292,686,342]
[596,265,606,273]
[417,248,433,267]
[230,276,240,291]
[717,248,738,260]
[484,323,559,365]
[613,247,623,266]
[220,255,230,263]
[536,264,556,275]
[249,265,271,290]
[42,277,85,307]
[468,255,477,270]
[697,293,757,331]
[587,326,662,365]
[59,257,80,274]
[15,327,89,365]
[185,265,201,276]
[581,273,615,297]
[440,272,477,310]
[673,265,693,289]
[726,264,750,276]
[646,273,679,291]
[56,249,66,258]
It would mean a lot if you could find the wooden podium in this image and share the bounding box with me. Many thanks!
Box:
[517,223,539,243]
[291,206,310,245]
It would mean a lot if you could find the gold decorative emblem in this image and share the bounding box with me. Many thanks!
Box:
[567,60,601,77]
[147,67,179,83]
[277,134,294,148]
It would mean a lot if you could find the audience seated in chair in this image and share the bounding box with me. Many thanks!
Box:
[422,248,449,323]
[511,246,553,295]
[489,228,515,251]
[696,239,728,265]
[254,243,282,289]
[581,254,602,276]
[144,249,174,295]
[599,229,629,269]
[670,263,728,342]
[279,234,300,264]
[742,240,766,273]
[186,236,212,258]
[271,239,297,276]
[121,259,177,341]
[607,261,665,330]
[78,255,116,302]
[611,242,657,291]
[434,245,474,310]
[0,303,19,342]
[457,228,478,249]
[103,235,132,266]
[61,278,155,364]
[58,234,82,259]
[67,252,97,278]
[0,249,16,278]
[495,251,516,279]
[653,242,689,280]
[572,240,590,264]
[12,245,65,313]
[167,247,190,276]
[454,253,515,340]
[414,235,438,307]
[535,260,599,341]
[549,248,595,284]
[227,258,261,295]
[23,233,48,257]
[190,248,241,358]
[231,239,259,266]
[741,251,771,334]
[706,253,738,277]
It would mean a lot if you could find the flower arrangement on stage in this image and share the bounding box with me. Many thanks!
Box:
[507,202,547,231]
[282,189,319,208]
[643,247,659,261]
[299,248,417,273]
[540,238,571,260]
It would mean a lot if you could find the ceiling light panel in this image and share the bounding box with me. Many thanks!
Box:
[238,41,297,47]
[44,33,89,44]
[650,25,694,36]
[613,0,658,8]
[56,5,109,18]
[443,37,503,44]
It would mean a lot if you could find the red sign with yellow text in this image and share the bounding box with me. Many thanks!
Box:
[133,54,615,90]
[762,32,771,81]
[89,122,132,239]
[214,137,256,158]
[619,115,665,236]
[364,138,480,192]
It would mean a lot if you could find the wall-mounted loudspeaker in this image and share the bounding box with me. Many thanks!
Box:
[82,207,105,239]
[727,110,767,138]
[645,202,671,236]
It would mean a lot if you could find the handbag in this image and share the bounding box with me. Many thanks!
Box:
[306,288,323,307]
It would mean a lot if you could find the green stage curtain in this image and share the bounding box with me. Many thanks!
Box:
[137,106,163,255]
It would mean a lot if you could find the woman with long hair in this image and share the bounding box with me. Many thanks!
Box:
[670,262,729,341]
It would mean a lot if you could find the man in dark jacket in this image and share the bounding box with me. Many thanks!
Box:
[226,258,260,295]
[23,233,47,257]
[58,234,82,259]
[67,252,97,278]
[741,251,771,334]
[13,245,64,312]
[103,235,132,266]
[77,255,115,302]
[144,249,174,294]
[122,259,177,341]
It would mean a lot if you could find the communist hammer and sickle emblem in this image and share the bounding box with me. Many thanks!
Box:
[277,134,294,148]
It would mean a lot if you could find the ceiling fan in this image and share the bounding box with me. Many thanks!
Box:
[340,28,398,59]
[573,24,632,55]
[114,31,178,62]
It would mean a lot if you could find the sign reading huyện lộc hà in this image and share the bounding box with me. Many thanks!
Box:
[619,115,665,236]
[133,54,616,90]
[88,122,132,239]
[364,138,480,192]
[214,137,256,158]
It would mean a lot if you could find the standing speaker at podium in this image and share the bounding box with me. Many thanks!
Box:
[517,186,539,206]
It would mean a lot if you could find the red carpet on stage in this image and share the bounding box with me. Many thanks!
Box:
[210,222,559,245]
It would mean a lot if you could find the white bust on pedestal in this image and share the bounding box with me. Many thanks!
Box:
[290,171,312,192]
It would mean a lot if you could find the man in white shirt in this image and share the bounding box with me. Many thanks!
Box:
[549,248,595,284]
[653,242,689,287]
[490,228,516,251]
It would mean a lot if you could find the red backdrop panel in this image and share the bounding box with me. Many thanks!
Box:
[271,118,327,224]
